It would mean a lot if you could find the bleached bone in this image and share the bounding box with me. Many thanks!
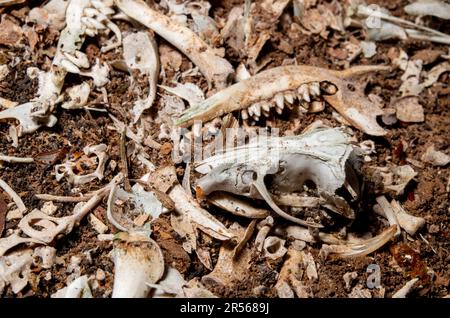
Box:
[146,165,234,241]
[147,267,186,298]
[0,178,27,214]
[55,144,108,186]
[0,249,33,294]
[32,246,57,269]
[404,0,450,20]
[0,102,58,136]
[255,216,274,252]
[263,236,287,260]
[0,232,43,257]
[18,174,123,244]
[123,31,160,122]
[1,0,120,137]
[61,82,91,109]
[195,127,358,228]
[169,185,234,241]
[115,0,234,89]
[0,155,34,163]
[201,223,252,289]
[207,192,269,219]
[273,224,343,245]
[112,232,164,298]
[177,65,390,136]
[52,275,92,298]
[374,196,401,237]
[107,182,166,233]
[375,196,425,236]
[275,247,312,298]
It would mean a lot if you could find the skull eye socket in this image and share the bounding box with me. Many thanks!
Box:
[239,170,257,183]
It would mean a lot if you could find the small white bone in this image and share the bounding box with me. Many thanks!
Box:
[263,236,287,260]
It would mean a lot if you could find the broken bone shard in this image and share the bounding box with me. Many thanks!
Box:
[123,31,160,122]
[421,144,450,167]
[107,182,166,233]
[115,0,234,89]
[55,144,108,186]
[195,127,359,227]
[177,64,390,136]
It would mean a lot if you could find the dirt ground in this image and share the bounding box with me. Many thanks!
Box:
[0,0,449,298]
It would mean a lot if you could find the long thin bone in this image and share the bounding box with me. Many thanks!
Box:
[176,65,390,136]
[253,172,324,228]
[115,0,234,89]
[0,155,34,163]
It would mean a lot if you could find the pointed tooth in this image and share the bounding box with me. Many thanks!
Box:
[320,81,338,95]
[253,103,261,117]
[261,102,271,113]
[275,107,283,115]
[252,114,260,121]
[262,110,270,117]
[298,84,310,102]
[241,109,249,120]
[309,101,325,113]
[274,93,284,108]
[284,92,294,104]
[248,105,254,116]
[309,82,321,97]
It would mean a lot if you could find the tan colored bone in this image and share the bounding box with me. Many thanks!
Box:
[115,0,234,89]
[177,65,390,136]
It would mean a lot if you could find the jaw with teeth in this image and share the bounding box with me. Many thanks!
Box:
[176,65,390,136]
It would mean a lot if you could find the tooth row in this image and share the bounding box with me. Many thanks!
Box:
[241,81,332,122]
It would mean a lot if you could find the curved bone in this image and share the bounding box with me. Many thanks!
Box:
[207,192,269,219]
[123,31,160,122]
[321,225,397,259]
[0,178,27,214]
[0,249,33,294]
[115,0,234,89]
[55,144,108,186]
[177,65,390,136]
[253,173,323,228]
